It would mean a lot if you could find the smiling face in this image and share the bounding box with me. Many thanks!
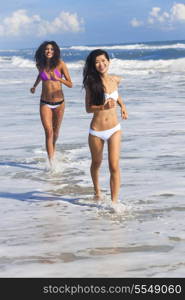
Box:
[95,54,110,74]
[44,44,55,59]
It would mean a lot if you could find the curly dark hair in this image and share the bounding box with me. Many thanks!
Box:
[83,49,110,105]
[34,41,61,70]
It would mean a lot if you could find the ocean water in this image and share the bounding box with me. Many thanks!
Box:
[0,40,185,277]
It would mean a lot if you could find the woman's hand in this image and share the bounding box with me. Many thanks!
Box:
[30,87,36,93]
[121,105,128,119]
[104,99,117,110]
[50,71,61,81]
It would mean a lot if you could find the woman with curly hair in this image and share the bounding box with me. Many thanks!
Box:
[30,41,72,167]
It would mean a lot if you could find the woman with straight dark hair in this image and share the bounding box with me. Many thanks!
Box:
[30,41,72,167]
[83,49,128,203]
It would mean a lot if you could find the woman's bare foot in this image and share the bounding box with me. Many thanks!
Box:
[93,189,102,201]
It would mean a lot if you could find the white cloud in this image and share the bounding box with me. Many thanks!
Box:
[171,3,185,21]
[0,9,84,37]
[147,17,154,25]
[130,3,185,30]
[149,7,161,18]
[130,18,143,27]
[148,7,170,25]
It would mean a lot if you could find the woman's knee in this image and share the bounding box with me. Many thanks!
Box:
[91,159,102,169]
[109,161,119,174]
[53,131,59,142]
[45,128,53,139]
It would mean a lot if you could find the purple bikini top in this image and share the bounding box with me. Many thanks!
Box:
[39,68,62,81]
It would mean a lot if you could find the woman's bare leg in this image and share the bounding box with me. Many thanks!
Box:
[88,134,104,198]
[108,130,121,203]
[40,105,54,161]
[52,102,65,153]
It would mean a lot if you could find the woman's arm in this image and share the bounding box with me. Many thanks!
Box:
[54,61,73,88]
[30,74,41,93]
[113,75,128,119]
[85,87,116,113]
[117,96,128,119]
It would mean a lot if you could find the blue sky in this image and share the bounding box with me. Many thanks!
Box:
[1,0,185,49]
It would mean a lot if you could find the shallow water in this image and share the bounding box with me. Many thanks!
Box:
[0,41,185,277]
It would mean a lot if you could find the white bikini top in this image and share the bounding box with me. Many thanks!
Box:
[104,90,119,102]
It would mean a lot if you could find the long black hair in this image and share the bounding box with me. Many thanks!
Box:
[34,41,61,70]
[83,49,110,105]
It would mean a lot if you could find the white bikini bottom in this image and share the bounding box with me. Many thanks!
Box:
[89,123,121,141]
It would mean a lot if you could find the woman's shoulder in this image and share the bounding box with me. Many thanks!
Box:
[58,60,66,67]
[110,74,122,86]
